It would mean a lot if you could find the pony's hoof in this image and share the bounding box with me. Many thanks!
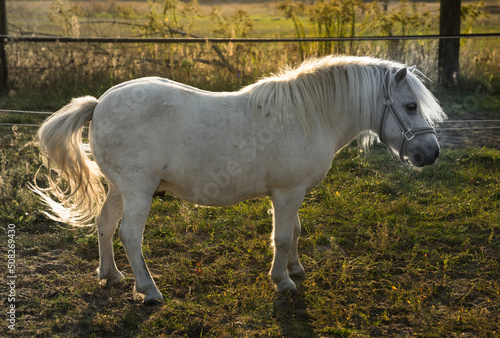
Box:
[143,292,164,306]
[133,285,164,305]
[97,268,125,286]
[107,274,125,285]
[144,296,164,306]
[274,277,297,293]
[288,266,306,280]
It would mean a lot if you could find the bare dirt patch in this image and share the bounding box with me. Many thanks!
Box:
[437,114,500,149]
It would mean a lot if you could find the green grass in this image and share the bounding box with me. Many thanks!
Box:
[1,131,499,337]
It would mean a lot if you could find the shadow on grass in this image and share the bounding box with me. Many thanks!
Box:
[273,290,318,338]
[75,278,161,337]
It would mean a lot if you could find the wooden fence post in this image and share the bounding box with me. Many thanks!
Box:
[0,0,7,91]
[438,0,461,89]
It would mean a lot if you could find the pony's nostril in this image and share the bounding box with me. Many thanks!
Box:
[413,153,423,165]
[434,149,440,160]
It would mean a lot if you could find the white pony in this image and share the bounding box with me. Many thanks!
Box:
[32,55,446,304]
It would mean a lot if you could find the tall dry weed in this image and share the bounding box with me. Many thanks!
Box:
[4,0,499,107]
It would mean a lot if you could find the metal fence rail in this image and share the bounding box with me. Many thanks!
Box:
[2,111,499,148]
[2,33,499,44]
[1,109,499,131]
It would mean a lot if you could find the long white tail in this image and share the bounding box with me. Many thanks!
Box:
[31,96,105,226]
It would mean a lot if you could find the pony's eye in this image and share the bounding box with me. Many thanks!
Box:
[406,103,418,114]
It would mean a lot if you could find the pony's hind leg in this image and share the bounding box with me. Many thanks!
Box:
[119,191,163,304]
[287,214,305,280]
[270,188,305,293]
[97,185,125,284]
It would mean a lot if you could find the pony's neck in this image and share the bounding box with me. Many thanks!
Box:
[330,110,373,150]
[329,82,384,149]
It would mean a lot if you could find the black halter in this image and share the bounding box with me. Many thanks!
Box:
[378,71,436,162]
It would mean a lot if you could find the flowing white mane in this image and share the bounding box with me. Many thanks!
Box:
[242,55,446,136]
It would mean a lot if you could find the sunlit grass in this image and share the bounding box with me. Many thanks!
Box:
[2,129,499,336]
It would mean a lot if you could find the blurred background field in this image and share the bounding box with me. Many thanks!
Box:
[1,0,499,118]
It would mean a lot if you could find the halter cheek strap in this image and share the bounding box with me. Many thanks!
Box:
[378,71,436,162]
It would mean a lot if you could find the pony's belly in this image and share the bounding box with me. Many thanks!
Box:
[156,179,269,207]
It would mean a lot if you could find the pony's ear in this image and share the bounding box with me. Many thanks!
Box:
[394,67,407,84]
[408,65,416,73]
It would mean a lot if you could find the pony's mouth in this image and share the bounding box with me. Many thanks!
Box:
[409,148,440,167]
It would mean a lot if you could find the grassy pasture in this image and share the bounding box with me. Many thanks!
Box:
[7,1,296,38]
[7,1,500,37]
[0,130,499,337]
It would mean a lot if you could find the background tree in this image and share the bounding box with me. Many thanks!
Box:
[438,0,461,88]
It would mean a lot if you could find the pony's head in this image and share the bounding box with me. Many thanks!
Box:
[377,67,446,167]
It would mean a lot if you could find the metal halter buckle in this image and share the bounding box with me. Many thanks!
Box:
[384,97,394,107]
[402,129,415,141]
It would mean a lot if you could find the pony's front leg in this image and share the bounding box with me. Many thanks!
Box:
[287,214,305,280]
[119,193,163,304]
[270,189,305,293]
[97,185,125,284]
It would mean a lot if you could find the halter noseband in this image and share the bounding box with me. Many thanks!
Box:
[378,70,436,162]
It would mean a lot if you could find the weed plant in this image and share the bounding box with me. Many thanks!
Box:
[0,127,43,226]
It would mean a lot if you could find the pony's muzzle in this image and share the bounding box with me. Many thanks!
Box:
[410,146,440,167]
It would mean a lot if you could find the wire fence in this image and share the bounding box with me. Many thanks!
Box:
[4,32,498,83]
[2,111,499,150]
[2,33,500,43]
[1,34,498,135]
[1,108,499,131]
